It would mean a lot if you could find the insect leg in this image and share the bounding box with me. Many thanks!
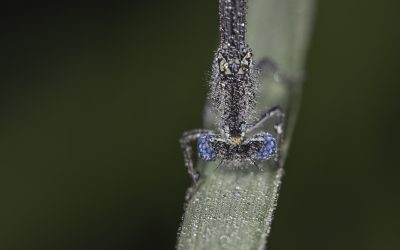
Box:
[247,106,285,162]
[179,129,214,183]
[256,57,302,84]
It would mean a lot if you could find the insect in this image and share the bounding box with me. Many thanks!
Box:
[180,0,285,183]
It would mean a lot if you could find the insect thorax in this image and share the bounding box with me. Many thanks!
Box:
[209,43,260,139]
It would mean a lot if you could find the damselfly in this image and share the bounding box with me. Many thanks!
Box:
[180,0,285,183]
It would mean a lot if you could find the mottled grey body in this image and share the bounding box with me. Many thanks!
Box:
[210,44,259,139]
[180,0,285,183]
[210,0,260,140]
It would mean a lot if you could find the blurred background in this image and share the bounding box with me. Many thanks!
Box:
[1,1,399,249]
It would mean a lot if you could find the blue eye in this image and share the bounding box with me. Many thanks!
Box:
[198,135,217,161]
[256,134,277,160]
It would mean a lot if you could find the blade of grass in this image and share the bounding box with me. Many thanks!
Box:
[177,1,316,249]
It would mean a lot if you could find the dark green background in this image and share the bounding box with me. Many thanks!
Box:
[1,1,399,249]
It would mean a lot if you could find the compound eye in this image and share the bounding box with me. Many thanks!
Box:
[198,135,217,161]
[255,133,277,160]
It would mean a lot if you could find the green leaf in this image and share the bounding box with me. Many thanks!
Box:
[177,1,316,249]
